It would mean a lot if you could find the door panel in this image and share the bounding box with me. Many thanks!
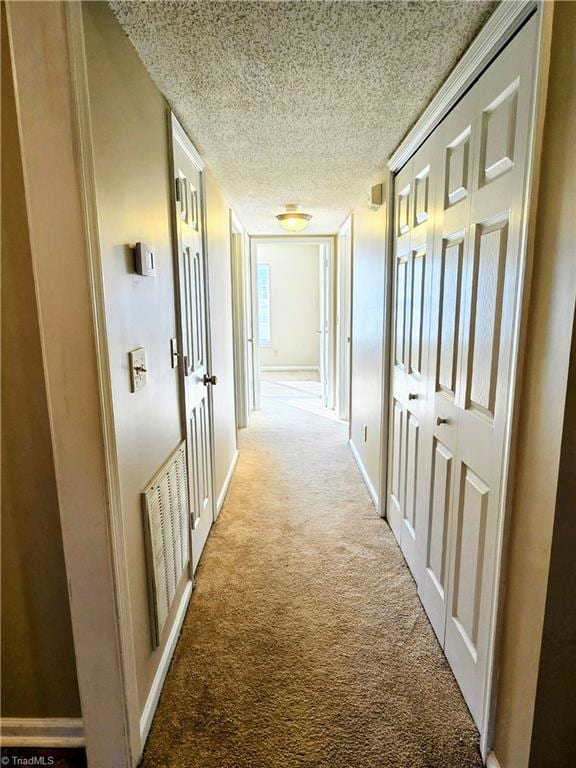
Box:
[394,255,408,368]
[402,412,419,567]
[467,220,507,418]
[438,238,464,399]
[424,437,453,638]
[451,466,489,657]
[388,398,404,540]
[409,249,426,377]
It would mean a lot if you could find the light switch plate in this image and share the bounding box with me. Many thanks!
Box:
[129,347,147,392]
[170,337,178,368]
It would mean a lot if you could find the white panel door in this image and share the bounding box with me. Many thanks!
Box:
[388,140,436,576]
[172,134,215,573]
[417,92,475,643]
[442,16,538,729]
[387,12,539,740]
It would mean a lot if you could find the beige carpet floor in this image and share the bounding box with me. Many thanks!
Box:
[140,387,483,768]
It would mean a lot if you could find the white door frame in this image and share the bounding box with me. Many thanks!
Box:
[250,236,336,407]
[230,211,250,428]
[336,216,353,422]
[381,0,551,758]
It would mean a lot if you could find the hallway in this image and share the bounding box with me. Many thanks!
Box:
[141,396,482,768]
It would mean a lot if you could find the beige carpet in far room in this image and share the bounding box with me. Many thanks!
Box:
[141,384,483,768]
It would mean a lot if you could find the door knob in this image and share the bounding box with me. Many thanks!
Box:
[203,374,218,386]
[408,393,418,400]
[436,416,449,426]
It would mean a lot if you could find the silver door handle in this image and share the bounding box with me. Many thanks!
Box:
[203,374,217,386]
[408,393,418,400]
[436,417,449,425]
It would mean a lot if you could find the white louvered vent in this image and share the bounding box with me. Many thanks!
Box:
[142,441,190,647]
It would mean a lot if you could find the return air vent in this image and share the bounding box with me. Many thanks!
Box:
[142,441,190,647]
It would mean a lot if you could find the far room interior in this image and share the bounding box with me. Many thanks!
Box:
[255,239,337,420]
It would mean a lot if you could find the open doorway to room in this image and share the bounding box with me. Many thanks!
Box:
[250,238,340,422]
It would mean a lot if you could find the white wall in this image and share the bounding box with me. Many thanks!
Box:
[257,242,320,368]
[349,199,386,504]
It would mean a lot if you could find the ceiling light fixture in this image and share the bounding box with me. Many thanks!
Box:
[276,204,312,233]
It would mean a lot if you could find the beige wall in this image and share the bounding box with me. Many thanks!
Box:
[258,243,320,369]
[349,199,386,501]
[493,3,576,765]
[0,3,81,718]
[205,172,239,501]
[83,2,239,711]
[83,1,192,711]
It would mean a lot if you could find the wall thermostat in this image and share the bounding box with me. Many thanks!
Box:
[134,242,156,276]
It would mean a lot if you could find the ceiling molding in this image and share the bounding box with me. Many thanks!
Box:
[388,0,537,173]
[170,112,204,172]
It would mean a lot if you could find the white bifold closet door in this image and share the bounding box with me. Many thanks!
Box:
[387,15,538,734]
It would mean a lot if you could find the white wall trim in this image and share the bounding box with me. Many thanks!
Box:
[261,366,320,372]
[230,224,249,430]
[388,0,537,171]
[0,718,85,748]
[378,171,395,520]
[139,579,193,746]
[216,449,239,515]
[348,439,378,507]
[486,752,502,768]
[170,113,204,172]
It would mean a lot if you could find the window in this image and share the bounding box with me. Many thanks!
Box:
[257,264,271,346]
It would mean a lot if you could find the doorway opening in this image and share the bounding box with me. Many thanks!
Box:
[247,238,345,422]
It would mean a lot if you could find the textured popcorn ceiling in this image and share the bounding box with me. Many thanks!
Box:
[110,1,496,234]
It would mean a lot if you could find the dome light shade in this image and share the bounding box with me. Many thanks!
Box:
[276,205,312,232]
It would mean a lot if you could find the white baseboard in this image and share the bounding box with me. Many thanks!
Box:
[348,439,378,506]
[216,449,239,516]
[0,718,85,747]
[140,579,193,746]
[260,365,320,371]
[486,752,502,768]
